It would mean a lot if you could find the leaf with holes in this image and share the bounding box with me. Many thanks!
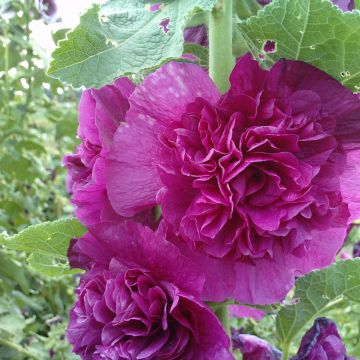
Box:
[48,0,217,88]
[4,218,86,276]
[238,0,360,92]
[276,259,360,349]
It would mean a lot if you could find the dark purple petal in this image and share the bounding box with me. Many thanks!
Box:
[232,330,282,360]
[291,318,347,360]
[353,241,360,258]
[184,25,208,47]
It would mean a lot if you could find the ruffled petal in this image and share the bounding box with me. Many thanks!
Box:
[166,225,346,304]
[73,221,205,297]
[78,90,99,145]
[106,120,162,217]
[91,77,135,150]
[265,59,360,120]
[126,61,220,128]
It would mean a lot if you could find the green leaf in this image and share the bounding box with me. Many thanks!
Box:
[0,298,25,339]
[276,259,360,348]
[4,218,86,276]
[238,0,360,92]
[0,251,29,293]
[183,43,209,67]
[48,0,217,88]
[28,253,80,277]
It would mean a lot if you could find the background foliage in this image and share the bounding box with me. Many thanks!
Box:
[0,0,80,357]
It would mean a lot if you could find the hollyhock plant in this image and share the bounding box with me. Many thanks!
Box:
[106,54,360,304]
[67,221,233,359]
[63,78,155,227]
[290,318,352,360]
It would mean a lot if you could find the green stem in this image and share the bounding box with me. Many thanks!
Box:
[3,24,10,116]
[209,0,234,93]
[24,0,33,111]
[0,338,37,359]
[215,304,231,336]
[281,344,290,360]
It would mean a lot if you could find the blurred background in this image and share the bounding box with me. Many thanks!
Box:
[0,1,99,358]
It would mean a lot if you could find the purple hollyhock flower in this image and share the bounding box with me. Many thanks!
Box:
[67,221,233,360]
[63,78,155,227]
[35,0,59,22]
[232,331,282,360]
[106,55,360,304]
[291,318,349,360]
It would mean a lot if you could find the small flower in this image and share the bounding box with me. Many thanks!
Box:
[67,221,233,360]
[353,241,360,257]
[106,55,360,304]
[35,0,59,22]
[291,318,349,360]
[63,78,154,227]
[232,330,282,360]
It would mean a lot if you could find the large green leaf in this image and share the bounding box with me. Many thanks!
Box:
[238,0,360,92]
[3,218,86,276]
[276,259,360,348]
[48,0,217,88]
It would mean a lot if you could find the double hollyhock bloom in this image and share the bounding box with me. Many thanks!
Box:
[106,55,360,304]
[63,79,154,228]
[67,222,232,359]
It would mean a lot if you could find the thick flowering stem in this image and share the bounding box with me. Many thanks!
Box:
[215,304,231,337]
[209,0,234,92]
[281,344,290,360]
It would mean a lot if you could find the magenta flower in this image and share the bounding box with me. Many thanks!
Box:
[290,318,348,360]
[67,221,233,360]
[63,78,155,227]
[106,55,360,304]
[232,331,282,360]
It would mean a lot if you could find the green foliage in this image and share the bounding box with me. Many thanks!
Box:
[0,0,82,357]
[3,218,85,276]
[48,0,217,88]
[238,0,360,92]
[276,259,360,355]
